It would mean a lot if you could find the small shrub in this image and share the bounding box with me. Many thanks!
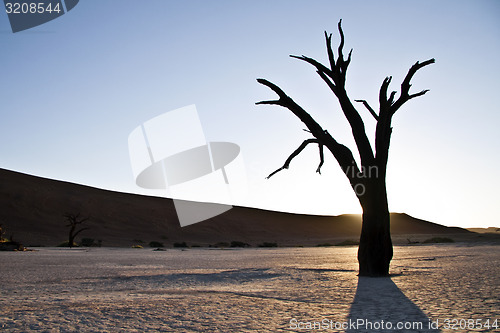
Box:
[191,244,201,248]
[0,241,24,251]
[211,242,229,248]
[80,238,95,247]
[423,237,454,244]
[173,242,188,248]
[258,242,278,248]
[316,243,334,247]
[131,244,143,249]
[230,241,250,248]
[149,241,164,248]
[335,240,359,246]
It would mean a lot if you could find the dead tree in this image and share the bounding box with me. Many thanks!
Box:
[257,20,434,276]
[64,213,90,248]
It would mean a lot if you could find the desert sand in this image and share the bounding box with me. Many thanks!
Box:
[1,244,499,332]
[1,169,499,332]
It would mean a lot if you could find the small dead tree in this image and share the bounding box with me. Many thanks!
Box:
[64,213,90,248]
[257,20,434,276]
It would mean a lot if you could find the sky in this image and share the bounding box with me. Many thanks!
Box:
[1,0,499,228]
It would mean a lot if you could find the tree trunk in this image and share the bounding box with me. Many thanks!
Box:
[357,181,393,276]
[68,226,75,248]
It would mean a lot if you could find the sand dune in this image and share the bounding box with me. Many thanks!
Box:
[0,168,476,247]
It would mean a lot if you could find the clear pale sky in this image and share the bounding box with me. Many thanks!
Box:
[1,1,499,228]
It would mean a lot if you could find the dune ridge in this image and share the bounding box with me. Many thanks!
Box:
[0,168,475,247]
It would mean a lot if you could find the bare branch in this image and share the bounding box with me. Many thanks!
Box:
[294,20,352,87]
[255,78,290,106]
[290,55,331,75]
[256,78,328,138]
[345,49,353,68]
[408,89,430,99]
[337,19,345,65]
[257,24,384,179]
[391,58,435,113]
[324,31,335,69]
[63,212,80,220]
[288,22,374,168]
[255,100,280,106]
[379,76,392,110]
[401,59,435,94]
[64,212,90,226]
[355,100,379,121]
[316,144,325,174]
[316,70,337,95]
[73,227,90,239]
[267,139,319,179]
[388,91,397,105]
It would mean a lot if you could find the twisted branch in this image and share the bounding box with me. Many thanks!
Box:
[390,58,435,114]
[290,20,374,167]
[256,21,434,201]
[316,144,325,174]
[267,139,321,179]
[256,78,327,138]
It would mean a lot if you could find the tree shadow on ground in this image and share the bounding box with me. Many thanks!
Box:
[346,276,440,332]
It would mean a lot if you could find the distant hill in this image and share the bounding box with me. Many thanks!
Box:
[0,168,474,247]
[467,227,500,234]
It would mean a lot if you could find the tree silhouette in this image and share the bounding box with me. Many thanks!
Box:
[257,20,434,276]
[64,213,90,248]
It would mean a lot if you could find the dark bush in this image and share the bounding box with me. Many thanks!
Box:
[258,242,278,248]
[80,238,95,247]
[211,242,230,248]
[230,241,250,248]
[422,237,454,244]
[173,241,188,248]
[316,243,334,247]
[0,241,24,251]
[149,241,164,248]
